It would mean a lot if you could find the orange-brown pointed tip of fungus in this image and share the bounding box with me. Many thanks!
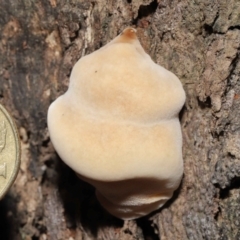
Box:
[116,27,138,43]
[122,27,137,37]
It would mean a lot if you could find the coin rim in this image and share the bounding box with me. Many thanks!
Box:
[0,104,21,200]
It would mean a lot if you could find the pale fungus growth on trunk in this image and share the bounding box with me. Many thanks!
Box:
[47,27,186,220]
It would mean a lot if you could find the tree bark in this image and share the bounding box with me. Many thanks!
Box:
[0,0,240,239]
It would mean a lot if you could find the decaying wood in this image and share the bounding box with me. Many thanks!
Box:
[0,0,240,239]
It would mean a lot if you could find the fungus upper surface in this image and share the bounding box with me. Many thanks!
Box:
[48,27,185,183]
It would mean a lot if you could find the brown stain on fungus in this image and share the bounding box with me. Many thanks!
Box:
[117,27,137,43]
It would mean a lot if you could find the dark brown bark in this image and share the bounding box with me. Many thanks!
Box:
[0,0,240,239]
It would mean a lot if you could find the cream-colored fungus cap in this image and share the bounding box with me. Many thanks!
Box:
[47,27,186,220]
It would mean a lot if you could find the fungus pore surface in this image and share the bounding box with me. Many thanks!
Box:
[47,27,186,220]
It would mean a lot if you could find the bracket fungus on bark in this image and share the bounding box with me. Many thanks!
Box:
[47,27,186,220]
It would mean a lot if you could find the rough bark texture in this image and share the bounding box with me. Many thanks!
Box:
[0,0,240,239]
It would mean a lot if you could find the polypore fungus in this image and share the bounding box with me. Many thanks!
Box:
[47,27,186,220]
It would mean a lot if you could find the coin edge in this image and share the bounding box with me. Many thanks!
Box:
[0,104,21,200]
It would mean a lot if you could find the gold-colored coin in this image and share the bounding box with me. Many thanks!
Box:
[0,104,20,200]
